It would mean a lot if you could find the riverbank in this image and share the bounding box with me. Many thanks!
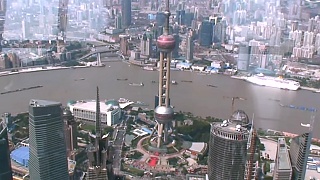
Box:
[0,65,96,77]
[231,75,320,93]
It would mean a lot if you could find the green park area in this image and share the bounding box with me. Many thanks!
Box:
[126,151,143,160]
[122,164,144,177]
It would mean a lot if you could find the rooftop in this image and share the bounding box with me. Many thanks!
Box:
[188,142,207,154]
[68,159,76,174]
[29,99,61,107]
[69,100,120,113]
[185,174,206,180]
[11,147,29,160]
[277,138,292,170]
[212,120,250,134]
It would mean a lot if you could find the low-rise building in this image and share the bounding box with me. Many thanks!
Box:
[68,99,121,126]
[185,142,207,159]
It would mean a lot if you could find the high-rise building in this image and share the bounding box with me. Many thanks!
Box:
[87,87,109,180]
[0,0,7,52]
[119,35,130,56]
[148,0,176,151]
[29,100,69,180]
[172,34,180,58]
[208,110,250,180]
[244,123,261,180]
[0,122,12,180]
[289,132,312,180]
[213,17,226,45]
[259,45,269,69]
[237,45,251,71]
[140,33,148,55]
[121,0,131,28]
[273,138,292,180]
[199,21,213,47]
[185,35,194,61]
[156,12,166,26]
[176,10,186,25]
[115,14,122,29]
[22,20,29,40]
[63,108,77,160]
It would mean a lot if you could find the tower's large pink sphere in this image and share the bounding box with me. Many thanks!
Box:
[157,35,175,52]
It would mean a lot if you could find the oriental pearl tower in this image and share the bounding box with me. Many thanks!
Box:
[148,0,175,150]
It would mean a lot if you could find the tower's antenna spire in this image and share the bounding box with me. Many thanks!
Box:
[164,0,170,35]
[95,86,101,137]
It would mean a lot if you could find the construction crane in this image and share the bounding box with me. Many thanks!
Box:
[57,0,69,55]
[223,96,247,114]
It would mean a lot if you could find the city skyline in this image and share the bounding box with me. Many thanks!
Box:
[1,0,320,179]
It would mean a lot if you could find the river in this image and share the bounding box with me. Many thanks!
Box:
[0,60,319,137]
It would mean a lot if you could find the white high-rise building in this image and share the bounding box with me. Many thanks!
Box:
[303,31,314,47]
[21,20,29,40]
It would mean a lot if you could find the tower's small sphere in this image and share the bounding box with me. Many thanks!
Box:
[154,106,174,124]
[157,35,175,52]
[63,108,72,117]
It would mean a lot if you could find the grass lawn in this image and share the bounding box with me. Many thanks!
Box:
[81,124,96,131]
[123,165,144,176]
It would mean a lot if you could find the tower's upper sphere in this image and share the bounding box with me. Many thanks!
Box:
[164,11,171,17]
[154,106,174,123]
[157,34,175,52]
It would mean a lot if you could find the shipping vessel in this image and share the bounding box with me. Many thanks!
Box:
[245,73,300,91]
[129,82,144,87]
[143,66,155,71]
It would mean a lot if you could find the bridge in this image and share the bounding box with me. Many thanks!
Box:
[78,46,119,61]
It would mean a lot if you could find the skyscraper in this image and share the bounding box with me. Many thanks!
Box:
[273,138,292,180]
[208,110,250,180]
[237,45,251,71]
[199,21,213,47]
[244,122,260,180]
[172,34,180,58]
[115,14,122,29]
[29,100,69,180]
[121,0,131,28]
[0,122,12,180]
[119,35,130,56]
[140,33,148,55]
[289,132,312,180]
[63,108,77,160]
[0,0,7,53]
[186,35,194,61]
[148,0,176,151]
[140,33,153,57]
[87,87,109,180]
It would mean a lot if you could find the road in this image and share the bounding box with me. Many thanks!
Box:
[112,115,128,175]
